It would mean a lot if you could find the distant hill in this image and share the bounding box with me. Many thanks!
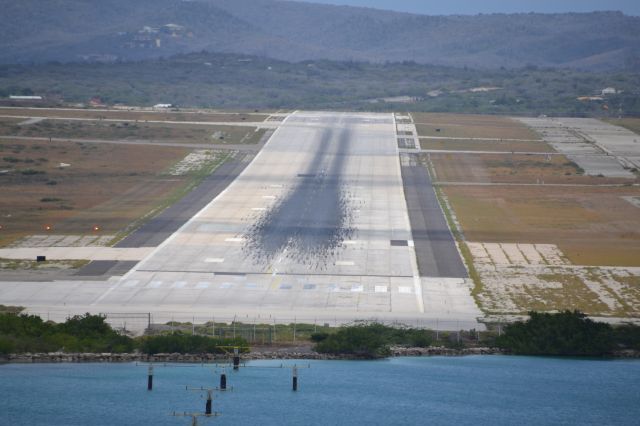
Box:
[1,0,639,70]
[2,52,639,116]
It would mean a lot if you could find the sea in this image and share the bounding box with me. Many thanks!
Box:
[1,356,639,425]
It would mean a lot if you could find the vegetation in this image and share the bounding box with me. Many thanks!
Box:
[137,333,247,355]
[495,310,637,356]
[0,313,248,356]
[0,313,134,354]
[1,1,639,71]
[1,312,637,358]
[1,52,639,115]
[314,323,433,359]
[0,305,24,314]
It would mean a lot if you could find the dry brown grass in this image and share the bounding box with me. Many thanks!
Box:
[412,112,539,140]
[514,273,612,314]
[0,138,190,246]
[420,139,554,153]
[0,107,268,122]
[428,153,638,185]
[443,185,640,266]
[604,118,640,135]
[0,119,263,145]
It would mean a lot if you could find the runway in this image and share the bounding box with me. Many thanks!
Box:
[0,111,481,327]
[96,111,423,312]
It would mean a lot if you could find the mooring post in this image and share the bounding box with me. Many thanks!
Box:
[233,347,240,371]
[220,367,227,390]
[292,365,298,391]
[205,390,212,415]
[147,364,154,391]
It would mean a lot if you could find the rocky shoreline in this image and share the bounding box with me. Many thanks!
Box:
[2,346,638,363]
[1,346,501,363]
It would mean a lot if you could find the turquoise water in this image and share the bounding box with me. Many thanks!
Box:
[1,356,639,425]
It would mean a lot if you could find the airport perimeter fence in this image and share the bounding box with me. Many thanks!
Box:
[22,310,500,344]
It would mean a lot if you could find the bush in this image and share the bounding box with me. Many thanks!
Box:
[613,324,640,351]
[0,313,134,353]
[138,333,247,355]
[0,336,15,355]
[496,311,615,356]
[313,323,435,358]
[315,323,392,358]
[310,332,329,342]
[20,169,45,175]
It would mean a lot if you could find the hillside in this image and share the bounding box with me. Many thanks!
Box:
[2,52,639,115]
[1,0,639,70]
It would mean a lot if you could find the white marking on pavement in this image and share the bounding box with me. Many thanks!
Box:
[171,281,187,289]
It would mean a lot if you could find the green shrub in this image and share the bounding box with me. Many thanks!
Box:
[496,311,614,356]
[310,332,329,342]
[613,324,640,351]
[0,336,15,355]
[315,323,392,358]
[138,333,247,355]
[0,313,134,353]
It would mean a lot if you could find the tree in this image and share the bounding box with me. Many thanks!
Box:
[496,311,614,356]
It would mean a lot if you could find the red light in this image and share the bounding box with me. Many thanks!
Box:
[93,225,100,232]
[44,225,52,231]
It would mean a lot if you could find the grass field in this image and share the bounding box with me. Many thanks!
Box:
[0,138,197,246]
[444,185,640,266]
[0,107,269,123]
[419,138,554,153]
[412,113,540,140]
[604,117,640,135]
[0,119,265,145]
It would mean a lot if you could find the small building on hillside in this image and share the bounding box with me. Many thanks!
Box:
[89,97,105,107]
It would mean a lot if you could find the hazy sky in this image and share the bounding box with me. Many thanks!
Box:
[296,0,640,15]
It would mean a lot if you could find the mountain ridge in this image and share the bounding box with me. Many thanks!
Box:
[1,0,638,70]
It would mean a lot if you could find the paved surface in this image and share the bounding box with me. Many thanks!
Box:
[0,111,482,327]
[0,247,152,261]
[518,117,638,178]
[117,153,255,248]
[400,154,468,278]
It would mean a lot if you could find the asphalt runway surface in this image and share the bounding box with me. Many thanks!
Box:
[0,111,481,327]
[400,153,468,278]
